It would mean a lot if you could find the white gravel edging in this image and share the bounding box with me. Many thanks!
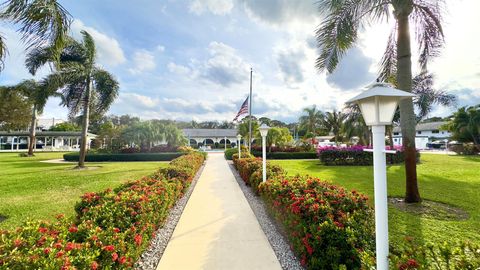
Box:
[134,162,206,270]
[228,162,304,270]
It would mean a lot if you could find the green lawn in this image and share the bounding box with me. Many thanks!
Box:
[271,154,480,245]
[0,152,167,229]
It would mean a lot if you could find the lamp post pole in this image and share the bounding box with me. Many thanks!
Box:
[372,125,389,269]
[237,134,242,159]
[259,124,270,183]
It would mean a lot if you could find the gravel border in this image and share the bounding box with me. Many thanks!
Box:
[228,162,304,270]
[134,161,206,270]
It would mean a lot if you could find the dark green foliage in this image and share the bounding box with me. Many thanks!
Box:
[318,150,412,166]
[251,151,318,160]
[63,152,185,162]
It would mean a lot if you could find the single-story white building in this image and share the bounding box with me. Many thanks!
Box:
[182,129,239,147]
[392,121,451,149]
[0,131,96,151]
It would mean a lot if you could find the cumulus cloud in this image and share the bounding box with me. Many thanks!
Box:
[276,48,306,85]
[239,0,316,25]
[189,0,234,15]
[167,62,191,75]
[128,49,156,74]
[326,47,376,90]
[71,20,126,67]
[201,41,250,87]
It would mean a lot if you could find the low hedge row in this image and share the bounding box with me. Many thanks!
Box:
[0,152,206,269]
[63,152,185,162]
[233,157,375,268]
[317,146,412,166]
[251,151,318,159]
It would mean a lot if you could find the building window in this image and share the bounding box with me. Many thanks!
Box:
[417,131,422,135]
[393,132,399,135]
[432,130,440,134]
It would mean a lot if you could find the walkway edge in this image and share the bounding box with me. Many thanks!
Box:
[135,161,206,270]
[227,162,304,270]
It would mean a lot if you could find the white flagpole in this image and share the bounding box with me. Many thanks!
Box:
[248,68,253,153]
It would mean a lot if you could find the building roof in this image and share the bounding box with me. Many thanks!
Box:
[37,118,65,129]
[393,121,447,133]
[182,129,238,137]
[0,131,96,137]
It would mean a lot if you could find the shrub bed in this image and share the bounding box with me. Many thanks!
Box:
[0,152,206,269]
[317,146,412,166]
[251,151,318,160]
[233,157,375,268]
[63,152,185,162]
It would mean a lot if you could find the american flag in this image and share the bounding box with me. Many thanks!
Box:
[233,97,249,122]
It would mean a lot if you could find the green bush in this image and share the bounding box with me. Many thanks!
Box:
[318,149,412,166]
[0,152,206,269]
[251,151,318,159]
[63,152,185,162]
[224,148,238,160]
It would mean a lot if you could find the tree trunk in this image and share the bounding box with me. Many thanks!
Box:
[78,77,92,168]
[28,105,37,156]
[387,126,394,148]
[396,8,421,203]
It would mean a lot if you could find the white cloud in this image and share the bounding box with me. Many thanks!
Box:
[167,62,191,75]
[189,0,234,15]
[71,19,126,67]
[156,45,165,52]
[128,49,157,74]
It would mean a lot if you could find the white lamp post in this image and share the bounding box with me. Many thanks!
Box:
[347,82,415,270]
[237,134,242,158]
[259,124,271,183]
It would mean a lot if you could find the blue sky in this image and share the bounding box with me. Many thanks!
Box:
[0,0,479,123]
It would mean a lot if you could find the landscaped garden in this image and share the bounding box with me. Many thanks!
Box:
[0,152,168,229]
[271,154,480,245]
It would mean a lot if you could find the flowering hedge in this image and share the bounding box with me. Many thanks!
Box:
[0,152,206,269]
[317,145,411,166]
[233,157,375,269]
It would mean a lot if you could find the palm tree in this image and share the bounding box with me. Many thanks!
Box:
[323,110,346,143]
[7,80,60,156]
[0,0,71,71]
[445,105,480,145]
[299,105,324,138]
[316,0,445,203]
[343,105,370,145]
[27,31,119,168]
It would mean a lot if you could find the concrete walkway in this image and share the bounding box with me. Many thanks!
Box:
[157,152,281,270]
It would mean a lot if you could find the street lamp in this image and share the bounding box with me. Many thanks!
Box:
[237,134,242,158]
[347,82,415,270]
[258,124,271,183]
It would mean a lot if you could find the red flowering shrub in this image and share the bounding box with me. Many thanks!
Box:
[259,176,375,269]
[0,152,206,269]
[234,158,262,184]
[249,163,285,194]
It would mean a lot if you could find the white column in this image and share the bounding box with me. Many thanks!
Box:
[372,125,389,270]
[262,135,267,182]
[224,136,227,150]
[238,139,241,158]
[11,137,14,150]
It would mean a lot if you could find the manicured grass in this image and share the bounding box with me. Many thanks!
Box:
[0,152,167,229]
[271,154,480,245]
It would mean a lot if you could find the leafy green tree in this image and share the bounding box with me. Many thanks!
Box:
[444,105,480,145]
[323,110,346,143]
[164,125,187,147]
[316,0,445,203]
[256,127,293,152]
[343,105,370,145]
[49,122,79,131]
[0,87,32,130]
[8,80,61,156]
[299,105,324,138]
[27,31,119,168]
[238,117,259,147]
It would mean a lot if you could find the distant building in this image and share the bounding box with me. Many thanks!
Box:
[182,129,238,146]
[392,121,451,149]
[37,118,65,131]
[0,131,96,152]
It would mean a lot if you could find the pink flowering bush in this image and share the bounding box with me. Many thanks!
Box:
[0,152,205,269]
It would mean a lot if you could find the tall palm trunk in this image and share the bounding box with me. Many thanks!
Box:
[28,105,37,156]
[396,6,421,203]
[78,77,92,168]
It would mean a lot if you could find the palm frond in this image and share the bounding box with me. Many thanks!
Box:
[80,30,96,67]
[316,0,390,73]
[92,68,119,114]
[378,23,398,83]
[25,46,54,75]
[1,0,72,58]
[0,33,7,71]
[411,0,445,71]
